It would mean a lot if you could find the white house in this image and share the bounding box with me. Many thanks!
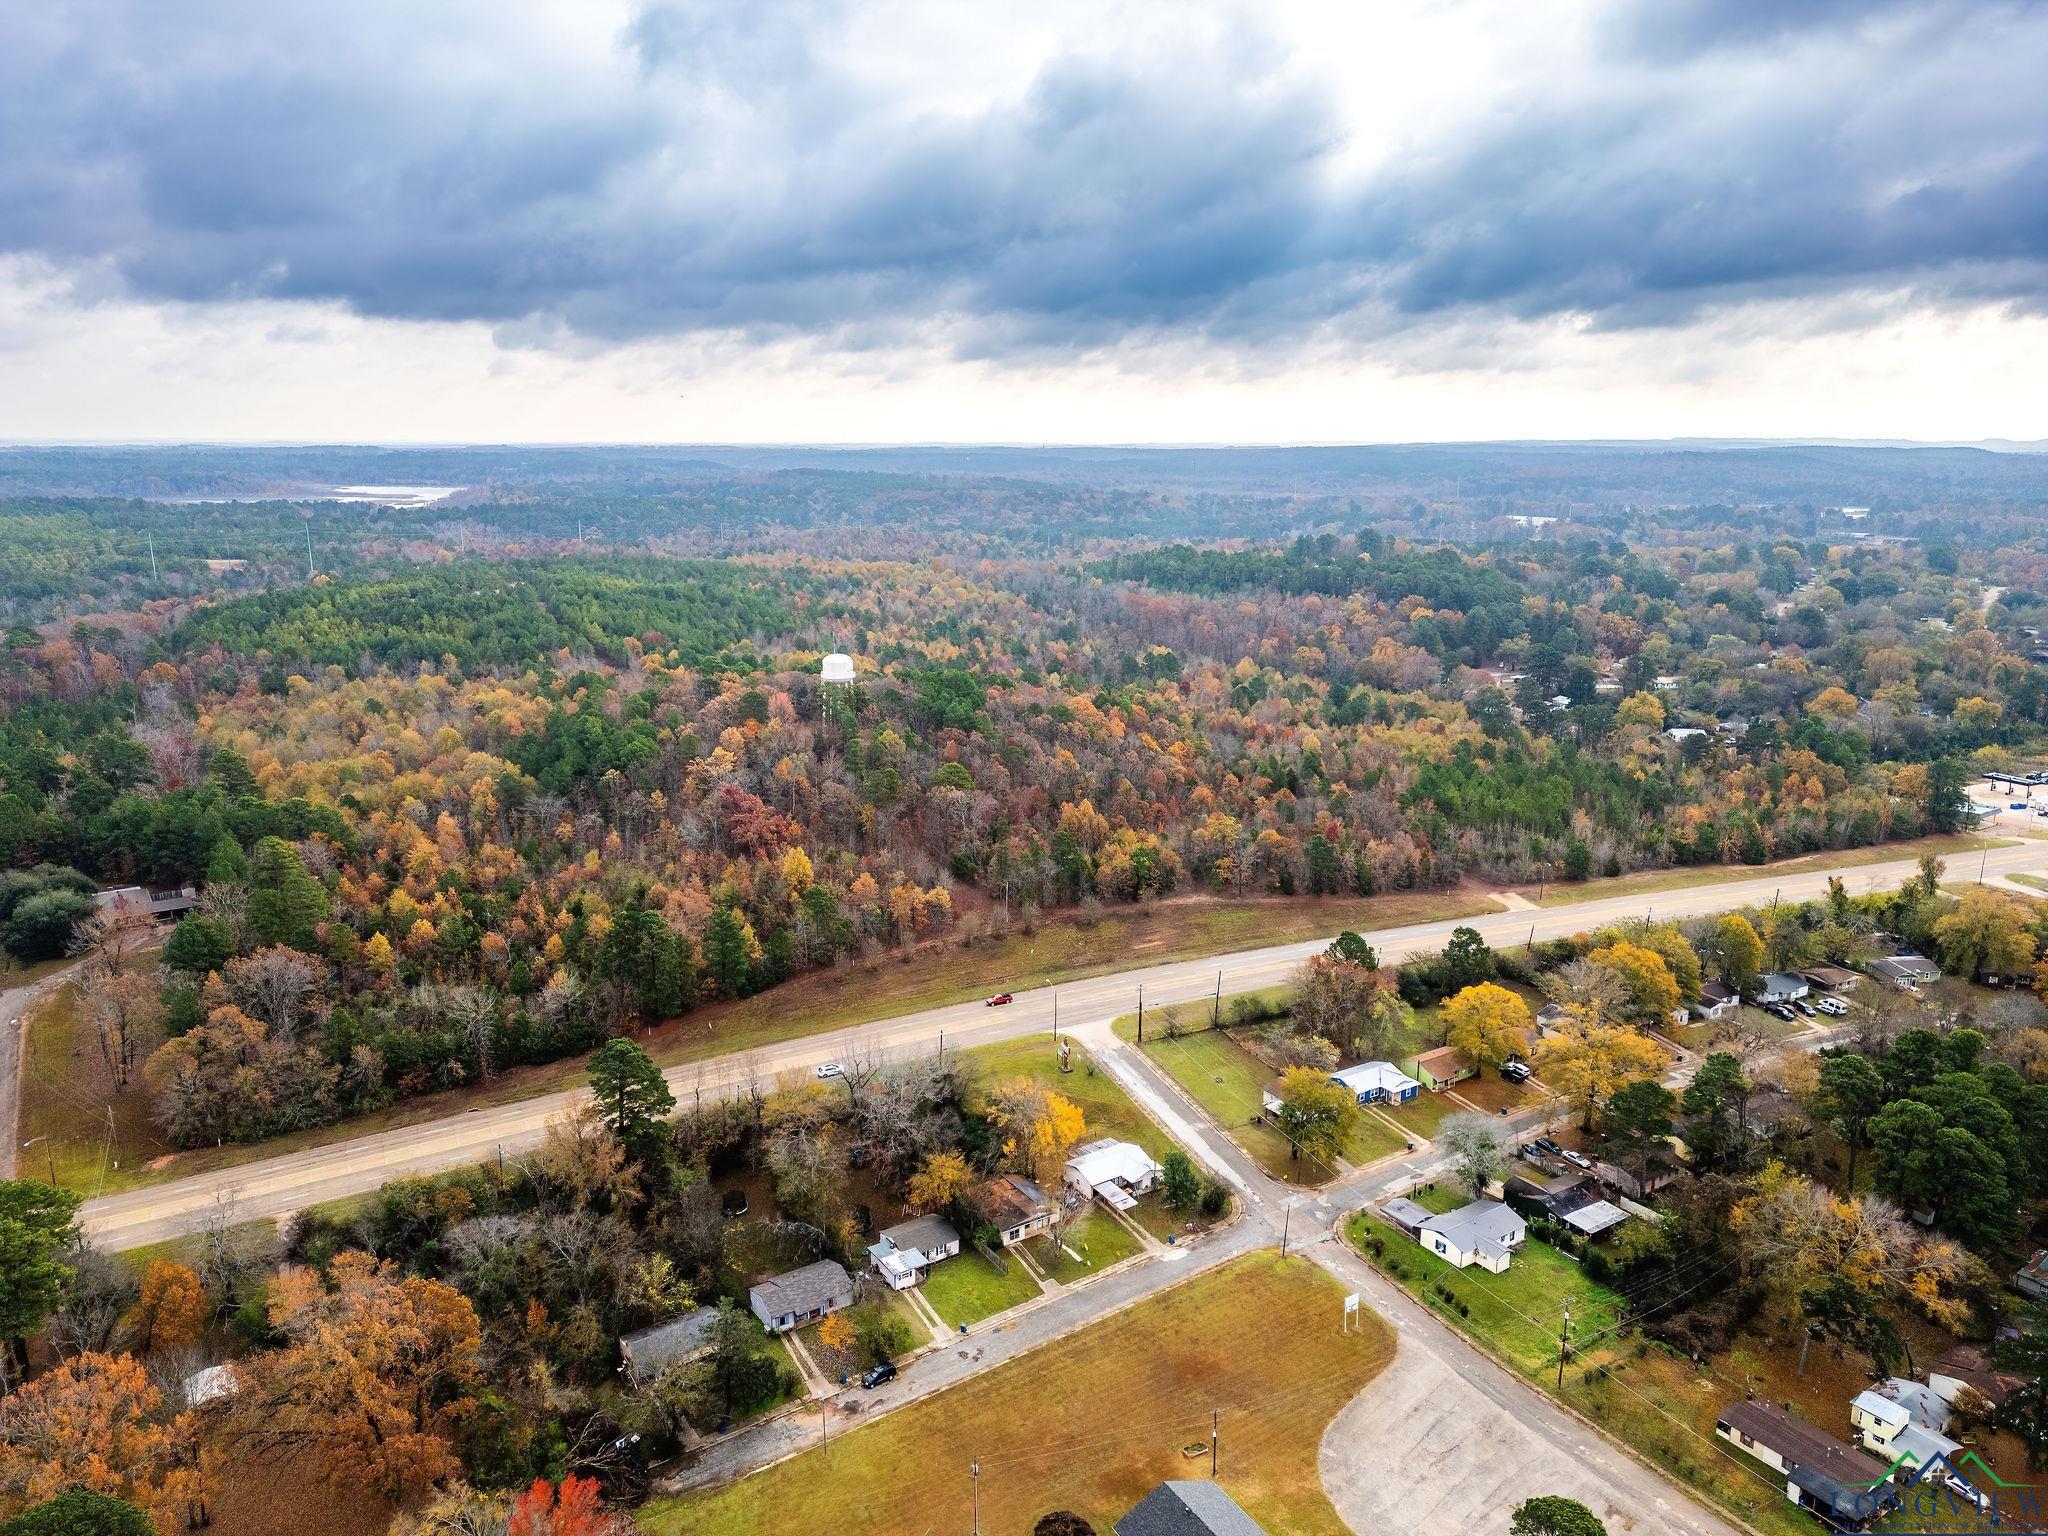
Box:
[1756,972,1810,1005]
[1664,726,1707,742]
[1850,1380,1959,1472]
[1693,981,1740,1021]
[1867,954,1940,989]
[1414,1199,1526,1273]
[748,1259,854,1334]
[865,1214,961,1290]
[1065,1139,1163,1212]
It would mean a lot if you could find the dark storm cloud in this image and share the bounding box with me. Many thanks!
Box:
[3,0,2045,359]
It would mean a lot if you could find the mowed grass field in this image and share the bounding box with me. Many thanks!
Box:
[1138,1028,1405,1183]
[16,974,172,1195]
[641,1252,1395,1536]
[1517,832,2008,907]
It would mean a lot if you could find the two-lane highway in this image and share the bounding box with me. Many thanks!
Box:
[78,837,2048,1249]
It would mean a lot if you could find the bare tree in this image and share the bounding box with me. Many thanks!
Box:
[85,967,161,1088]
[223,945,327,1043]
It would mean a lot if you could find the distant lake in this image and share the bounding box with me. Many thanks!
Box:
[165,484,464,507]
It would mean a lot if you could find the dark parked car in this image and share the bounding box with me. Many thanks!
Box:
[860,1361,898,1389]
[721,1188,749,1218]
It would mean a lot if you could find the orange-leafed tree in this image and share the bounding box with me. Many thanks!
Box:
[128,1260,208,1356]
[229,1251,481,1500]
[0,1350,207,1532]
[507,1475,632,1536]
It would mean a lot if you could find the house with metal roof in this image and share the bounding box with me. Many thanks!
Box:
[1330,1060,1422,1104]
[1414,1199,1525,1273]
[1716,1400,1897,1529]
[1928,1344,2025,1411]
[1850,1379,1959,1472]
[1065,1139,1163,1212]
[748,1259,854,1334]
[1114,1480,1269,1536]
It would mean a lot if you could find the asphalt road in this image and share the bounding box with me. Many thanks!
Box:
[77,836,2048,1250]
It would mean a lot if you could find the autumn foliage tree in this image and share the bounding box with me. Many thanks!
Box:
[0,1352,206,1532]
[1441,983,1532,1075]
[231,1252,482,1501]
[1533,1013,1667,1129]
[985,1079,1085,1183]
[126,1261,207,1357]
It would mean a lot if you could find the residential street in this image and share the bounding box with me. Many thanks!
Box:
[661,1005,1839,1529]
[74,837,2048,1250]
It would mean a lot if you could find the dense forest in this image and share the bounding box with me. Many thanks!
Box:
[1,448,2044,1146]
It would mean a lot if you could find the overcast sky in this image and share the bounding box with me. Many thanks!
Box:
[5,0,2047,444]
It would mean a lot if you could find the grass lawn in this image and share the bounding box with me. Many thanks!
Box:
[1381,1092,1456,1139]
[920,1249,1042,1329]
[1136,1028,1409,1184]
[1449,1073,1534,1114]
[1026,1206,1141,1284]
[16,975,173,1196]
[968,1036,1176,1164]
[1110,984,1291,1042]
[1518,833,2010,907]
[1673,1004,1809,1054]
[642,1252,1395,1536]
[1348,1209,1625,1376]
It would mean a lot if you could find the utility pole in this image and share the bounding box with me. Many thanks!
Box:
[970,1461,981,1535]
[1210,1408,1219,1476]
[1281,1198,1294,1257]
[1556,1299,1572,1390]
[821,1398,829,1454]
[1137,983,1144,1041]
[1213,970,1222,1028]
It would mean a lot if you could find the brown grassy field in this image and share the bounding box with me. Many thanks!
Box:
[641,1251,1395,1536]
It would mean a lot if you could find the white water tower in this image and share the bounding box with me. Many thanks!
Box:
[821,652,857,685]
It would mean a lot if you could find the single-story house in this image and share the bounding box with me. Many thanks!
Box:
[1596,1152,1684,1198]
[1716,1400,1897,1529]
[1066,1138,1163,1212]
[1801,965,1860,994]
[1850,1379,1959,1472]
[1867,954,1940,989]
[1534,1002,1574,1035]
[619,1306,723,1384]
[864,1220,958,1294]
[979,1173,1056,1247]
[748,1259,854,1334]
[1664,726,1707,742]
[93,884,202,924]
[1381,1195,1432,1236]
[1407,1046,1473,1091]
[1115,1479,1269,1536]
[1693,981,1740,1021]
[1756,972,1810,1005]
[1928,1344,2025,1411]
[866,1214,962,1290]
[1414,1199,1526,1273]
[1742,1087,1804,1138]
[182,1363,239,1408]
[2016,1249,2048,1301]
[1331,1060,1422,1105]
